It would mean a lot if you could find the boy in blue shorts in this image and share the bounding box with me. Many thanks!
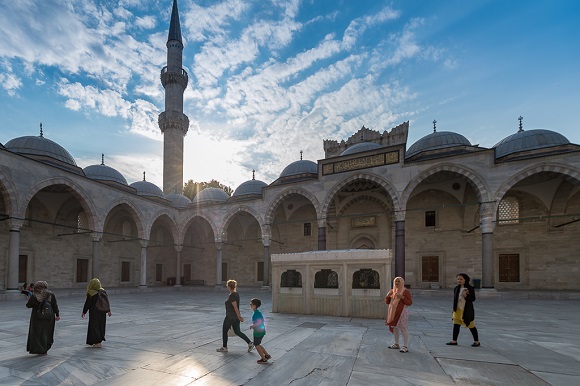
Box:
[250,298,271,363]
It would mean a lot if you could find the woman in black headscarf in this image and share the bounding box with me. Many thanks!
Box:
[25,281,60,355]
[446,273,481,347]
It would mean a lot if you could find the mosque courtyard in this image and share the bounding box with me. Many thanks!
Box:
[0,287,579,385]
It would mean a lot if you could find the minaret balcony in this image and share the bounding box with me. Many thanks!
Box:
[158,110,190,135]
[160,66,189,89]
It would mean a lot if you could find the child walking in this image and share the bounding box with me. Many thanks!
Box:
[250,298,271,364]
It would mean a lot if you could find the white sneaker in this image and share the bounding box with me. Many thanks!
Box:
[247,343,255,352]
[216,347,228,352]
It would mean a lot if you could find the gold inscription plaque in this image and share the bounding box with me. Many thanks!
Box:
[351,216,376,228]
[322,164,334,175]
[323,150,399,175]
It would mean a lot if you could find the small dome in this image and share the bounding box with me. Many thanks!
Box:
[233,179,267,197]
[406,131,471,158]
[165,193,191,208]
[130,180,163,198]
[5,135,76,165]
[280,160,317,178]
[193,187,229,203]
[84,164,128,185]
[341,142,382,156]
[494,129,570,158]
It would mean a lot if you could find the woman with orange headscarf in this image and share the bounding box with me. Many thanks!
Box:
[385,276,413,353]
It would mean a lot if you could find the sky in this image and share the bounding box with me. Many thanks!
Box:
[1,0,579,192]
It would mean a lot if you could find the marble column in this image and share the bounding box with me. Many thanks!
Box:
[7,219,24,291]
[174,245,183,287]
[317,219,326,250]
[216,242,223,287]
[480,202,496,288]
[91,234,102,279]
[140,240,148,288]
[394,211,406,278]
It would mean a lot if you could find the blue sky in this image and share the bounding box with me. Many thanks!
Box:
[1,0,579,191]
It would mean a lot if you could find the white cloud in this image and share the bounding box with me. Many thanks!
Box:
[0,72,22,96]
[135,15,156,29]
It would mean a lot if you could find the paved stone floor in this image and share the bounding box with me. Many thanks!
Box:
[1,287,579,385]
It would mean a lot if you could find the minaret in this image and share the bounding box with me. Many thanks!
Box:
[159,0,189,195]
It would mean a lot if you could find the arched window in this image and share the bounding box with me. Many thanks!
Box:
[281,270,302,288]
[498,197,519,224]
[352,269,380,289]
[314,269,338,288]
[77,212,87,233]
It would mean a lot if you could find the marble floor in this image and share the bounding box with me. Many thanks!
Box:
[0,287,579,385]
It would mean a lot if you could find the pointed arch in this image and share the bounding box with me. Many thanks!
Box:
[265,188,320,225]
[321,173,400,217]
[22,177,99,233]
[179,212,219,245]
[401,164,490,210]
[0,168,18,216]
[101,197,146,239]
[221,205,265,240]
[149,209,179,245]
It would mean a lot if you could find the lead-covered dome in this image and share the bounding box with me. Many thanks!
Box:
[130,178,163,198]
[494,129,570,158]
[341,142,382,156]
[406,130,471,158]
[280,160,317,178]
[233,179,267,197]
[165,193,191,208]
[5,134,76,166]
[193,187,229,203]
[83,156,127,185]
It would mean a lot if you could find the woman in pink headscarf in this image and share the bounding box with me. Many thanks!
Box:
[385,276,413,353]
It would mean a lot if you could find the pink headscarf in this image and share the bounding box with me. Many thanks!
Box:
[386,277,406,324]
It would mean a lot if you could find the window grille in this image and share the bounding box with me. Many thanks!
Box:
[281,270,302,288]
[314,269,338,288]
[352,269,380,289]
[498,197,520,224]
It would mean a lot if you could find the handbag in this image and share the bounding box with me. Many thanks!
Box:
[36,298,54,320]
[95,290,110,312]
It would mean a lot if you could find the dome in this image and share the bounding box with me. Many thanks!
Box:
[341,142,382,156]
[193,187,229,203]
[406,131,471,158]
[165,193,191,208]
[494,129,570,158]
[280,160,317,178]
[233,179,267,197]
[130,180,163,198]
[5,135,76,166]
[84,164,128,185]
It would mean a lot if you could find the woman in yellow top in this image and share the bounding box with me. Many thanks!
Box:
[447,273,480,347]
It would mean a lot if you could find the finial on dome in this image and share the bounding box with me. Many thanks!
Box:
[518,116,523,132]
[252,169,255,180]
[101,153,105,165]
[143,171,146,181]
[300,150,303,160]
[433,119,437,133]
[39,122,43,137]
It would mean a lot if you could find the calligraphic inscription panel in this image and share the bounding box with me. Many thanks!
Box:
[322,150,399,175]
[351,216,376,228]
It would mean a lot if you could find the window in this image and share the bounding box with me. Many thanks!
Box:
[422,256,439,282]
[314,269,338,288]
[257,262,264,282]
[281,270,302,288]
[352,269,380,289]
[121,261,131,282]
[425,211,436,227]
[76,259,89,283]
[499,254,520,282]
[77,212,87,233]
[304,222,312,236]
[498,197,520,224]
[156,264,163,282]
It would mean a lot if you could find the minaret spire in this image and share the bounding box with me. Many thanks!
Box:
[159,0,190,195]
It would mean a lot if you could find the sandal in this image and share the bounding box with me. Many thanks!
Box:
[388,343,400,349]
[399,346,408,353]
[471,342,481,347]
[446,341,458,345]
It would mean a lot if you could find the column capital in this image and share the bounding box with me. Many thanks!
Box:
[90,233,102,242]
[139,239,149,248]
[394,210,406,222]
[317,218,327,228]
[174,244,183,253]
[480,201,496,233]
[8,218,24,231]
